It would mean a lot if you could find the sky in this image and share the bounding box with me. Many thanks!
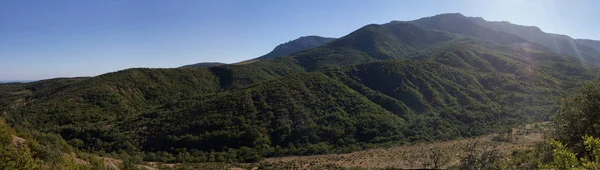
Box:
[0,0,598,81]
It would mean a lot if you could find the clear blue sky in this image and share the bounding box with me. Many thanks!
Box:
[1,0,598,81]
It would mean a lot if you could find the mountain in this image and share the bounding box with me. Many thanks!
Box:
[255,36,336,60]
[576,39,600,53]
[180,36,335,68]
[411,13,545,49]
[0,80,34,84]
[462,15,600,63]
[0,13,598,164]
[179,62,226,68]
[277,22,455,71]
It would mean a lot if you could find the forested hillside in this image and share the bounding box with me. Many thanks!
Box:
[412,13,600,64]
[256,36,336,60]
[1,13,599,165]
[181,36,335,69]
[179,62,226,68]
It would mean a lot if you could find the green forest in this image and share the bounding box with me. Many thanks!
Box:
[1,13,600,169]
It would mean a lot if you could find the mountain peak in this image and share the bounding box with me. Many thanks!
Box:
[468,16,543,33]
[412,13,474,28]
[421,13,468,21]
[180,36,335,68]
[256,35,336,59]
[298,35,334,39]
[179,62,226,68]
[434,13,466,17]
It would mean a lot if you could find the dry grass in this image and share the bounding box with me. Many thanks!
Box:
[73,123,548,169]
[261,125,545,169]
[11,135,26,147]
[9,90,32,95]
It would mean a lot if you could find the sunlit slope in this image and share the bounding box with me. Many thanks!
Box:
[116,41,595,160]
[576,39,600,54]
[280,22,454,71]
[413,13,600,64]
[470,16,600,61]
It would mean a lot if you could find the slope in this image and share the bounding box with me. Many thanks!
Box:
[179,62,226,68]
[133,72,409,162]
[410,13,600,65]
[467,16,600,64]
[180,36,335,69]
[284,22,455,71]
[95,40,596,162]
[411,13,532,46]
[256,36,336,60]
[576,39,600,53]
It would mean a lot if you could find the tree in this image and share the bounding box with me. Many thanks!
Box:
[0,119,38,170]
[551,79,600,156]
[422,147,450,169]
[540,136,600,169]
[539,139,579,169]
[455,141,506,170]
[0,146,38,170]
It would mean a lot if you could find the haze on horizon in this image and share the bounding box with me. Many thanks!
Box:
[1,0,598,81]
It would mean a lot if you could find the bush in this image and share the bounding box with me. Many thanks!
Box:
[455,142,506,170]
[551,79,600,155]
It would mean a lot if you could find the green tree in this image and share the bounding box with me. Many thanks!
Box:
[0,119,38,170]
[551,79,600,156]
[0,146,38,170]
[539,139,579,169]
[581,135,600,169]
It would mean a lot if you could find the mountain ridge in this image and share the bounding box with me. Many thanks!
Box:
[576,39,600,53]
[463,14,600,63]
[255,35,336,60]
[180,36,335,68]
[179,62,226,68]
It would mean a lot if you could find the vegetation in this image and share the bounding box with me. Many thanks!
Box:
[0,118,108,169]
[551,79,600,154]
[255,35,336,60]
[1,13,600,169]
[421,147,450,169]
[455,79,600,169]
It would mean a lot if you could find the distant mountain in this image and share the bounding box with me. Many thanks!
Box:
[576,39,600,53]
[410,13,536,48]
[463,15,600,63]
[180,36,335,68]
[0,80,34,84]
[179,62,226,68]
[255,36,336,59]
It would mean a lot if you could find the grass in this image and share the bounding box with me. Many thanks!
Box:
[258,123,546,169]
[9,90,32,95]
[85,123,544,170]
